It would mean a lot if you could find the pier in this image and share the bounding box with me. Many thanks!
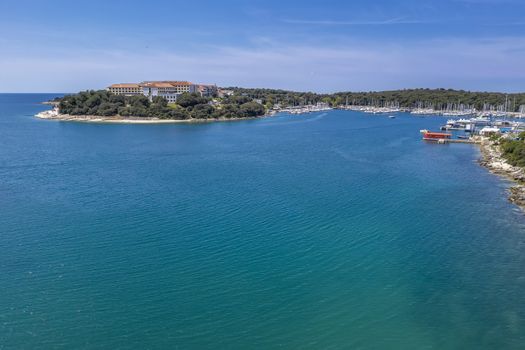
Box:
[420,130,479,144]
[423,138,478,144]
[421,116,525,145]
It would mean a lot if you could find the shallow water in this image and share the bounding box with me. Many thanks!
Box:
[1,94,524,349]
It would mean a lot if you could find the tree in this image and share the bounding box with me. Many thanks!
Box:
[85,94,102,108]
[176,93,209,108]
[132,95,150,108]
[215,104,241,119]
[152,96,168,107]
[168,108,190,120]
[191,104,214,119]
[56,89,268,120]
[109,94,126,106]
[129,106,148,117]
[98,102,118,116]
[239,102,265,117]
[226,95,252,105]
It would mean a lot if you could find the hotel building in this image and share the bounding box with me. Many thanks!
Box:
[107,83,143,96]
[108,81,217,102]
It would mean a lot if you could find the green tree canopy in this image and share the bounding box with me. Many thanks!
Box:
[176,93,209,108]
[57,90,266,120]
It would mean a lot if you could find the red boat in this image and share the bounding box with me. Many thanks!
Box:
[420,130,452,140]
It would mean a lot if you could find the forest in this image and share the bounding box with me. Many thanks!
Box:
[501,132,525,168]
[229,87,525,112]
[57,90,266,120]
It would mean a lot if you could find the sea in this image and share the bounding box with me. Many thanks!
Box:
[1,94,525,349]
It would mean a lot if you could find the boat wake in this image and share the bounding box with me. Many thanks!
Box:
[259,112,328,127]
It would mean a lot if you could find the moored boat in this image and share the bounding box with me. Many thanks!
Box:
[421,130,452,141]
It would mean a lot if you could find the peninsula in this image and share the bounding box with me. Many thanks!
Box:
[37,81,267,123]
[40,84,525,122]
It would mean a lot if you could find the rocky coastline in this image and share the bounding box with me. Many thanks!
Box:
[477,136,525,211]
[35,107,275,124]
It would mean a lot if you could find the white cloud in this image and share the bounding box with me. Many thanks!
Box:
[281,17,432,26]
[1,37,525,92]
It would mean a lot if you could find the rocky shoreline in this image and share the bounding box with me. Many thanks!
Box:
[477,136,525,211]
[36,108,274,124]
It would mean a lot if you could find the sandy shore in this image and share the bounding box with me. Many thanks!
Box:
[35,108,274,124]
[476,136,525,211]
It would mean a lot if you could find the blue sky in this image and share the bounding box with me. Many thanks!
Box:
[1,0,525,92]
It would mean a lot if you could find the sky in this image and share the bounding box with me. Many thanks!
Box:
[1,0,525,93]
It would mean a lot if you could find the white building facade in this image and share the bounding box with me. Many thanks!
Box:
[107,83,143,96]
[197,84,218,97]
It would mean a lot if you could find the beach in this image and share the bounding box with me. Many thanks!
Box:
[35,107,274,124]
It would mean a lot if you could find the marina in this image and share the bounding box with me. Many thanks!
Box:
[276,102,332,114]
[339,103,405,114]
[275,103,525,145]
[337,105,525,118]
[280,103,525,145]
[444,117,523,135]
[335,97,525,119]
[421,116,525,144]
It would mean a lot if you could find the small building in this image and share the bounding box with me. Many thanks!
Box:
[218,89,234,98]
[479,126,501,136]
[140,81,197,103]
[198,84,218,97]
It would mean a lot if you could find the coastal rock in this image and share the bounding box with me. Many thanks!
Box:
[510,186,525,207]
[478,138,525,212]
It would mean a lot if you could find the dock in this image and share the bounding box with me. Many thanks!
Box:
[423,138,478,144]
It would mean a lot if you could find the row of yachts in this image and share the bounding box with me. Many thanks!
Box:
[440,117,525,136]
[339,105,525,118]
[277,103,332,114]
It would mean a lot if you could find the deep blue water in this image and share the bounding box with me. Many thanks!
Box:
[1,94,525,349]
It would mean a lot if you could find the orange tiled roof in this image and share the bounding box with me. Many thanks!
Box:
[109,83,141,88]
[160,81,193,85]
[141,81,193,87]
[109,81,198,89]
[140,82,175,88]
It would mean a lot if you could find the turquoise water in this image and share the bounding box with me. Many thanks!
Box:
[1,94,525,349]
